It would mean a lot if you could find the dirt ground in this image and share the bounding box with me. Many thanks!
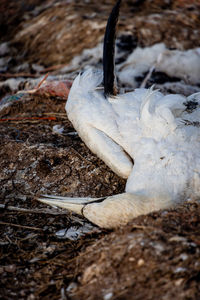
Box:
[0,0,200,299]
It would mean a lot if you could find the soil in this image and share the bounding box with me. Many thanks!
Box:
[0,1,200,299]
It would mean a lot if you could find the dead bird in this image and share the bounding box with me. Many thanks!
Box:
[37,0,200,228]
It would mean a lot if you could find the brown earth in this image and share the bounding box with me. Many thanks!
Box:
[0,1,200,299]
[1,0,200,70]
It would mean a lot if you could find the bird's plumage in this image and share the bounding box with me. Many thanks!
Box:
[37,1,200,228]
[67,69,200,202]
[38,69,200,228]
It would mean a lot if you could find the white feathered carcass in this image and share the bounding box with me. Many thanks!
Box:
[38,0,200,228]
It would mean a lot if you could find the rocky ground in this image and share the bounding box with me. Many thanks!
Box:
[0,0,200,299]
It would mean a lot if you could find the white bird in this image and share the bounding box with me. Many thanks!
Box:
[37,0,200,228]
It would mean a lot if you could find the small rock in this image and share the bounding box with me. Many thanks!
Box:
[137,258,145,267]
[175,278,184,286]
[129,257,135,262]
[5,264,16,273]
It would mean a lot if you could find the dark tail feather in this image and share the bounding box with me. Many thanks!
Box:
[103,0,121,96]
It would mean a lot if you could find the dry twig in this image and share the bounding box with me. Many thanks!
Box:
[0,221,42,231]
[0,204,66,215]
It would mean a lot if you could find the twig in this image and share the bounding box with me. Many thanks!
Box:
[140,66,155,88]
[0,204,66,215]
[43,112,67,116]
[0,72,39,78]
[5,234,12,244]
[43,112,68,118]
[131,224,153,229]
[0,221,42,231]
[36,73,49,89]
[0,116,56,122]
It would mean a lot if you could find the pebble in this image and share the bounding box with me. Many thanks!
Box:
[5,264,16,273]
[129,257,135,262]
[175,278,184,286]
[137,258,145,267]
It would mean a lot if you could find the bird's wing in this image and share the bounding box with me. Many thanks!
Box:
[78,125,133,179]
[66,69,133,179]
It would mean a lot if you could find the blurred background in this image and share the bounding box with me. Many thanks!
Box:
[0,0,200,73]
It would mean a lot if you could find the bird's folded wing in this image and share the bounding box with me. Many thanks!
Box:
[80,126,133,179]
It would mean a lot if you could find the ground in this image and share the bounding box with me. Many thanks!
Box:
[0,1,200,299]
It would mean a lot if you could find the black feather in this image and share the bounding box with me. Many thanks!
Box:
[103,0,121,96]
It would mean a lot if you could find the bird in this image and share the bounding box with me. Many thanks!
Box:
[37,0,200,228]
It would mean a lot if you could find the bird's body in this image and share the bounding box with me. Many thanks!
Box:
[37,0,200,228]
[66,69,200,224]
[39,69,200,228]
